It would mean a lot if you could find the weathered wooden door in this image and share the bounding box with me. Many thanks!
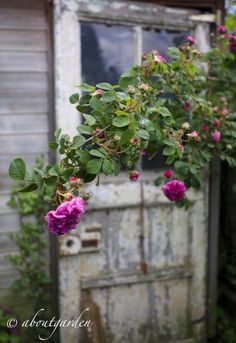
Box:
[55,1,213,342]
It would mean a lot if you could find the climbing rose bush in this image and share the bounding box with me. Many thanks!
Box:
[8,27,236,234]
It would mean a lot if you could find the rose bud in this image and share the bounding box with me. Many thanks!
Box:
[201,124,209,132]
[92,128,105,139]
[226,144,232,150]
[182,101,190,110]
[222,107,229,115]
[182,122,190,130]
[219,96,226,102]
[130,137,139,145]
[92,89,104,96]
[129,170,140,182]
[212,119,220,127]
[69,176,80,183]
[163,169,173,179]
[128,85,136,94]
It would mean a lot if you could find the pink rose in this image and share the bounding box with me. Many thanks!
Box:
[187,35,196,45]
[217,25,227,34]
[45,197,86,235]
[162,179,186,202]
[69,176,80,183]
[187,130,199,140]
[212,130,221,144]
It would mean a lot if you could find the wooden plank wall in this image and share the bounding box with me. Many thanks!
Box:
[0,0,51,307]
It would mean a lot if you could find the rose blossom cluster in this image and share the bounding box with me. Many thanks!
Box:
[45,197,86,235]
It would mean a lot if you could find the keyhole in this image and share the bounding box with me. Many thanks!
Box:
[66,239,74,247]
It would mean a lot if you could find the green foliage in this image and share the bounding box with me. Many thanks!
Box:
[8,33,236,209]
[7,159,57,342]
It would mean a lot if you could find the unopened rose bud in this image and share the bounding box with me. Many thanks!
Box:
[182,101,190,110]
[212,119,221,127]
[92,128,105,139]
[182,122,190,130]
[201,124,209,132]
[128,85,136,94]
[187,35,196,45]
[129,170,140,182]
[69,176,81,184]
[163,169,173,179]
[114,134,121,141]
[130,137,139,145]
[222,107,229,115]
[139,83,151,91]
[226,144,232,150]
[92,89,104,96]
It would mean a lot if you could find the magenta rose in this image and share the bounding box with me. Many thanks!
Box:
[212,130,221,144]
[45,197,86,235]
[187,35,196,45]
[129,170,140,182]
[163,169,173,179]
[162,179,186,202]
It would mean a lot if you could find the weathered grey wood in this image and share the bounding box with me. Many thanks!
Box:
[0,30,47,52]
[0,114,48,134]
[0,72,48,93]
[0,94,48,113]
[0,51,47,72]
[0,0,51,309]
[0,8,47,30]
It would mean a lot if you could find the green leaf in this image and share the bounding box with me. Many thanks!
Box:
[77,125,93,135]
[83,113,96,126]
[120,129,135,144]
[158,107,172,117]
[96,82,113,91]
[69,93,80,104]
[81,83,94,92]
[154,176,165,186]
[9,158,26,180]
[89,149,106,158]
[112,116,130,127]
[115,110,129,116]
[89,97,102,110]
[101,91,115,103]
[102,159,114,175]
[163,146,176,156]
[73,135,86,147]
[17,183,38,193]
[137,129,150,140]
[49,141,58,150]
[86,159,103,174]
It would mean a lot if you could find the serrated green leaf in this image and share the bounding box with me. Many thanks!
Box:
[17,183,38,193]
[112,116,130,127]
[9,158,26,181]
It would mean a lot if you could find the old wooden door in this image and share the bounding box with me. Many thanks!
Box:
[55,1,213,342]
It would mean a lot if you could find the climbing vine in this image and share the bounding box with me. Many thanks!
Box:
[8,29,236,235]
